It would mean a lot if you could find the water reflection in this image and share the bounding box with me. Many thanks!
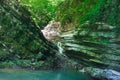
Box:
[0,69,90,80]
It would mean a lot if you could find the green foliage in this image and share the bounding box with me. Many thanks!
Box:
[55,0,97,24]
[79,0,120,26]
[0,0,57,68]
[0,61,16,68]
[0,8,44,60]
[20,0,62,27]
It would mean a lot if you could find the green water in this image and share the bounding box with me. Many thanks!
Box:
[0,69,90,80]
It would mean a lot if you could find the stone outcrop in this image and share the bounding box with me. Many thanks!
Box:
[58,22,120,79]
[79,67,120,80]
[41,22,61,41]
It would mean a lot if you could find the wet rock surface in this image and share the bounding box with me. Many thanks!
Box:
[79,67,120,80]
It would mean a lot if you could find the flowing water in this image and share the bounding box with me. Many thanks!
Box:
[57,42,64,55]
[0,69,90,80]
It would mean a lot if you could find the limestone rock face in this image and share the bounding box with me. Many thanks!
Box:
[41,22,61,41]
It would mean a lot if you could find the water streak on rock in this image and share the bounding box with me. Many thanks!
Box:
[57,42,64,55]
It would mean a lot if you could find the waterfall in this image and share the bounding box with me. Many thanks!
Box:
[57,42,64,54]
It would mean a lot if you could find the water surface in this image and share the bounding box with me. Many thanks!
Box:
[0,69,90,80]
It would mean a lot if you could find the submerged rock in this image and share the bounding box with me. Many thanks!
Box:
[102,69,120,80]
[79,67,120,80]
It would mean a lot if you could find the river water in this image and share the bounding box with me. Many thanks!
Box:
[0,69,90,80]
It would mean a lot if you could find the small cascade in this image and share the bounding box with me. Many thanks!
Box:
[57,42,64,55]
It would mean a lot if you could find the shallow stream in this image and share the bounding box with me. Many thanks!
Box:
[0,69,90,80]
